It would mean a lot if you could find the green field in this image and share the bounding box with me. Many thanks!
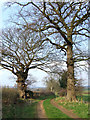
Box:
[82,88,90,94]
[76,87,90,103]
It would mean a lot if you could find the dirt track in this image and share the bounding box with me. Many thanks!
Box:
[37,99,86,120]
[37,100,48,119]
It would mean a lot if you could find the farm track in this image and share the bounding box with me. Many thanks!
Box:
[36,98,88,119]
[37,100,48,119]
[50,99,84,120]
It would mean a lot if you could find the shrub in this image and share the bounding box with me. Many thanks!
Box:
[75,85,84,96]
[59,89,67,96]
[2,86,19,105]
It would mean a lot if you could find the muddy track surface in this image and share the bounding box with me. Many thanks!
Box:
[50,99,84,120]
[37,100,48,119]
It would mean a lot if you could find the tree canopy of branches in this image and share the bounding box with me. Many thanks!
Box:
[0,27,49,98]
[1,1,90,101]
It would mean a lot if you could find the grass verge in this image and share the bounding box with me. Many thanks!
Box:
[55,97,89,118]
[43,98,70,118]
[2,100,37,118]
[2,87,38,118]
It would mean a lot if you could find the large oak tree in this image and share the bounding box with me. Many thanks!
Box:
[32,2,89,101]
[0,27,49,98]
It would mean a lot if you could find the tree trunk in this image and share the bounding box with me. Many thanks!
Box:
[16,81,27,99]
[67,43,76,101]
[50,86,53,92]
[16,72,27,99]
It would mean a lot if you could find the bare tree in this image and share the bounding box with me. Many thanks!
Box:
[3,1,90,101]
[0,27,49,98]
[44,75,60,93]
[29,2,90,101]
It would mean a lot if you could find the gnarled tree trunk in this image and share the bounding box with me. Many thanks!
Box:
[67,42,76,101]
[16,71,27,98]
[16,81,27,99]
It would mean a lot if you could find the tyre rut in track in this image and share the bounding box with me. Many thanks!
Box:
[37,100,48,119]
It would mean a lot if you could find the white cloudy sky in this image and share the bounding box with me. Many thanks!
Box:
[0,0,88,87]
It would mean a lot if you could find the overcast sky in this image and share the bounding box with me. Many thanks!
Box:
[0,0,88,87]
